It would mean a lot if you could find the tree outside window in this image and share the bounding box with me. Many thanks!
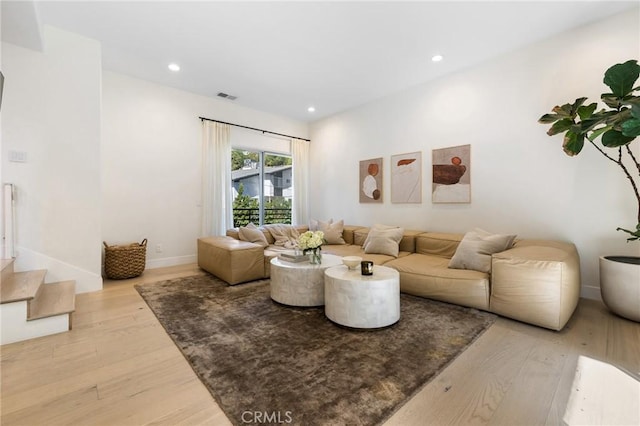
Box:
[231,149,292,227]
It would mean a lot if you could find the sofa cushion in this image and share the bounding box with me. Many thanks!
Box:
[490,242,580,330]
[341,225,360,245]
[363,226,404,257]
[398,230,421,253]
[197,237,265,285]
[448,228,517,273]
[322,244,411,265]
[318,219,346,245]
[415,233,463,258]
[353,227,370,246]
[385,253,490,310]
[238,223,269,247]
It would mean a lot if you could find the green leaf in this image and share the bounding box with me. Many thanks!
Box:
[570,97,588,115]
[562,130,584,155]
[580,117,606,133]
[616,223,640,242]
[631,102,640,119]
[601,94,622,109]
[601,129,635,147]
[577,102,597,120]
[603,60,640,97]
[547,119,574,136]
[621,118,640,137]
[587,126,611,142]
[552,103,574,118]
[539,113,561,124]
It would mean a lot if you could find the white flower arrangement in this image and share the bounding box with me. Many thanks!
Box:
[297,230,325,253]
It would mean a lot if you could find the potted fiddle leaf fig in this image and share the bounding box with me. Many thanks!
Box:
[539,59,640,322]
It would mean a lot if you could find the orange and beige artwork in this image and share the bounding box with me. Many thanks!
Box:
[391,152,422,203]
[359,157,383,203]
[432,144,471,203]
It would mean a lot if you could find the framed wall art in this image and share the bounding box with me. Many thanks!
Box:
[432,144,471,203]
[391,151,422,203]
[359,157,383,203]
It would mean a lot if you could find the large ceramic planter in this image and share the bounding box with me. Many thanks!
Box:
[599,256,640,322]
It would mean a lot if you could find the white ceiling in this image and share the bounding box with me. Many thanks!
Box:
[2,1,638,122]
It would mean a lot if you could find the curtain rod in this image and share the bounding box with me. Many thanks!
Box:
[199,116,310,142]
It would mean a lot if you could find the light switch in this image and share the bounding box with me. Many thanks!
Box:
[8,150,27,163]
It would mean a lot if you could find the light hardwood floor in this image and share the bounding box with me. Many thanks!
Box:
[1,264,638,425]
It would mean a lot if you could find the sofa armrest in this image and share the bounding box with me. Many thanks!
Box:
[198,236,265,285]
[490,241,581,330]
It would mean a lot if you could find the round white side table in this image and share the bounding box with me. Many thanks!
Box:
[324,264,400,328]
[270,254,342,307]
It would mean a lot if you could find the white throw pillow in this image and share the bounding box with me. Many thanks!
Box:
[318,219,346,245]
[238,223,268,247]
[448,228,517,273]
[363,226,404,257]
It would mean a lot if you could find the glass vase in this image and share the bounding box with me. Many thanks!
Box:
[309,249,322,265]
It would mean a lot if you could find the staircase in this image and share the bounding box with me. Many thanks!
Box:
[0,258,76,345]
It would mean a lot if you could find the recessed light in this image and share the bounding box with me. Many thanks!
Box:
[431,55,443,62]
[307,106,316,113]
[168,63,181,72]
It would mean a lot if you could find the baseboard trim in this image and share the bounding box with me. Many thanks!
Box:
[14,246,102,294]
[581,284,602,301]
[146,255,197,270]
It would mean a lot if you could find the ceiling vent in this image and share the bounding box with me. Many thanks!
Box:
[217,92,237,101]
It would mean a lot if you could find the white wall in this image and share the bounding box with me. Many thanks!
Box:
[309,10,640,299]
[1,26,102,292]
[1,4,4,258]
[102,72,307,268]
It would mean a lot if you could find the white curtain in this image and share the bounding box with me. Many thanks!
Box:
[201,121,232,236]
[291,138,310,226]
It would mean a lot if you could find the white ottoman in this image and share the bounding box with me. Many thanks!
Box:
[324,265,400,328]
[270,254,342,307]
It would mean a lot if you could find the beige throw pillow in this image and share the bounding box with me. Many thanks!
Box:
[238,223,268,247]
[363,224,401,248]
[448,228,517,273]
[266,224,300,249]
[309,218,332,231]
[318,219,346,245]
[363,226,404,257]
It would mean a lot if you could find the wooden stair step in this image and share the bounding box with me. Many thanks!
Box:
[28,280,76,321]
[1,258,13,271]
[1,258,15,284]
[1,269,46,304]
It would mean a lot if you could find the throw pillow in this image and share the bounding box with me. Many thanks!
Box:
[238,223,268,247]
[363,226,404,257]
[266,224,300,249]
[448,228,517,273]
[309,218,332,231]
[318,219,346,245]
[363,224,401,248]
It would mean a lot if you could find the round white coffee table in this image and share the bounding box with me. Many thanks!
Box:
[270,254,342,307]
[324,264,400,328]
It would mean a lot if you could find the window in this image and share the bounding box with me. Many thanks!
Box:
[231,149,292,227]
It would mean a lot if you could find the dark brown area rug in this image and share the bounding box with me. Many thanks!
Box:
[135,274,496,426]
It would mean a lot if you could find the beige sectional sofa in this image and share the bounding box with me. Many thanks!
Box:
[197,224,580,331]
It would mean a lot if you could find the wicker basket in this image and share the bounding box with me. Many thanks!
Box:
[103,239,147,279]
